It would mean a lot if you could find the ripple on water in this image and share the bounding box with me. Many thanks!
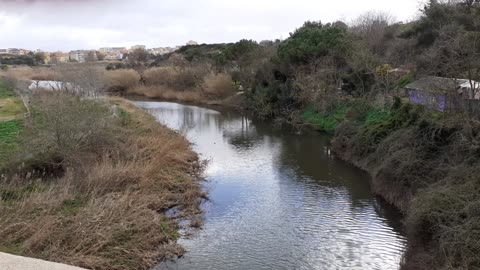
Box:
[135,102,407,270]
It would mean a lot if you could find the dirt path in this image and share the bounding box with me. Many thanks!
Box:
[0,252,87,270]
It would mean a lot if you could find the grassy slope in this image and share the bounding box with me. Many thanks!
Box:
[329,99,480,269]
[0,79,24,166]
[0,119,22,166]
[0,78,26,119]
[0,95,204,270]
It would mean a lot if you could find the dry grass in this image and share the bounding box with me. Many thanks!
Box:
[201,73,236,99]
[105,69,140,93]
[0,66,57,81]
[0,94,204,270]
[143,66,207,91]
[129,85,204,103]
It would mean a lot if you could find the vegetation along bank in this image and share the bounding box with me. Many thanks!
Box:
[2,1,480,269]
[96,1,480,269]
[0,77,204,270]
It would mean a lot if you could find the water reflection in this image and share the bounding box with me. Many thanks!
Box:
[135,101,406,270]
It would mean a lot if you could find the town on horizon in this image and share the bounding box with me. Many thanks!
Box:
[0,40,199,64]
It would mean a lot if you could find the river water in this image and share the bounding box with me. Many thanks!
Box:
[135,101,406,270]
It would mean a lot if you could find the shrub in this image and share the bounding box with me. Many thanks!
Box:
[143,67,201,90]
[105,69,140,93]
[278,21,351,64]
[407,166,480,269]
[16,91,119,167]
[201,73,235,99]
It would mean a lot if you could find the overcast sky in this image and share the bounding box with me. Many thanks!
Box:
[0,0,424,51]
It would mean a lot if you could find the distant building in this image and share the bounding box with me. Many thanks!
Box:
[130,45,146,51]
[148,46,179,55]
[186,40,198,46]
[99,47,127,54]
[43,52,51,64]
[50,52,69,64]
[405,76,480,111]
[69,50,85,62]
[7,48,21,55]
[69,50,97,62]
[104,52,124,60]
[0,49,8,54]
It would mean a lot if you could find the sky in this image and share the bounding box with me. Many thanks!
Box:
[0,0,424,51]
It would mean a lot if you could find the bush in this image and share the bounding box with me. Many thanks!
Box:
[105,69,140,93]
[201,73,235,99]
[407,166,480,269]
[143,67,203,90]
[16,91,119,167]
[278,21,351,64]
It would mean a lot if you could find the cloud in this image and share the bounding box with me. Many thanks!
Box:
[0,0,423,51]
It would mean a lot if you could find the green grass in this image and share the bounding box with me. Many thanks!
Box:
[0,79,14,98]
[364,108,391,126]
[301,105,348,133]
[0,78,25,119]
[0,98,25,118]
[0,119,22,166]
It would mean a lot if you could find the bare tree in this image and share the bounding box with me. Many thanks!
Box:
[54,63,106,97]
[127,48,149,71]
[351,11,395,55]
[293,57,343,113]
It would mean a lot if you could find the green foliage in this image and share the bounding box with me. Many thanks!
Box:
[0,54,38,66]
[278,21,351,63]
[106,62,127,70]
[364,108,391,125]
[0,79,14,98]
[176,40,260,65]
[223,39,260,61]
[396,73,414,88]
[302,106,337,132]
[248,83,294,118]
[118,107,131,126]
[359,100,423,145]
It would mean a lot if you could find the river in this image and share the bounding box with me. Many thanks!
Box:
[135,101,407,270]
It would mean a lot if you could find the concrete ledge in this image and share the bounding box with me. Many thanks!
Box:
[0,252,87,270]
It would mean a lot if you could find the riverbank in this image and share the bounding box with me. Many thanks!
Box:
[316,98,480,269]
[0,89,204,270]
[134,100,406,269]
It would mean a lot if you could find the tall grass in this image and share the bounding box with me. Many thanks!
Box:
[201,73,236,99]
[0,93,204,270]
[105,69,140,93]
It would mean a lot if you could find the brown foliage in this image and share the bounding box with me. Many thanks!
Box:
[0,94,203,270]
[143,67,203,91]
[201,73,236,99]
[105,69,140,93]
[130,85,203,103]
